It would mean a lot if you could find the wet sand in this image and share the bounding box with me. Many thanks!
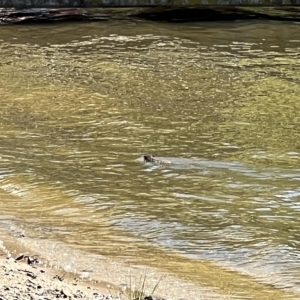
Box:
[0,245,121,300]
[0,218,298,300]
[0,226,233,300]
[0,234,173,300]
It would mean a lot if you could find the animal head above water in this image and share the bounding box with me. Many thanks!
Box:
[144,154,154,163]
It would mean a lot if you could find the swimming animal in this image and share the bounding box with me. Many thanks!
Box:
[143,154,171,164]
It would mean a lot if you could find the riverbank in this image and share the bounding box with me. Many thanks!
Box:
[0,257,118,300]
[0,233,166,300]
[1,7,300,24]
[0,220,232,300]
[0,241,122,300]
[0,0,300,8]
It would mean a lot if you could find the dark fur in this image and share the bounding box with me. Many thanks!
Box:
[144,154,155,163]
[143,154,171,164]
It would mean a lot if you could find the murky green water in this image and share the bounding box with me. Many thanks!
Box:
[0,19,300,299]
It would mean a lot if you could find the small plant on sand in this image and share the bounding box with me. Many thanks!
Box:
[121,268,162,300]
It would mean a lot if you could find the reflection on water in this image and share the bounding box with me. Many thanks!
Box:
[0,19,300,299]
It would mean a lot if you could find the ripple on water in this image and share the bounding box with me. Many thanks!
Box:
[0,20,299,299]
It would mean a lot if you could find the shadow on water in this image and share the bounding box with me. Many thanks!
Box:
[132,7,300,23]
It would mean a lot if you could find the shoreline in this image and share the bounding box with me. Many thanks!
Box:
[0,7,300,24]
[0,257,119,300]
[0,235,230,300]
[0,228,231,300]
[0,217,299,300]
[0,239,122,300]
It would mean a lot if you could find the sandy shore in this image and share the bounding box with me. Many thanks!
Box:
[0,254,122,300]
[0,230,231,300]
[0,240,161,300]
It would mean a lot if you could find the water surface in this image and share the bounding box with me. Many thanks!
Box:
[0,19,300,299]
